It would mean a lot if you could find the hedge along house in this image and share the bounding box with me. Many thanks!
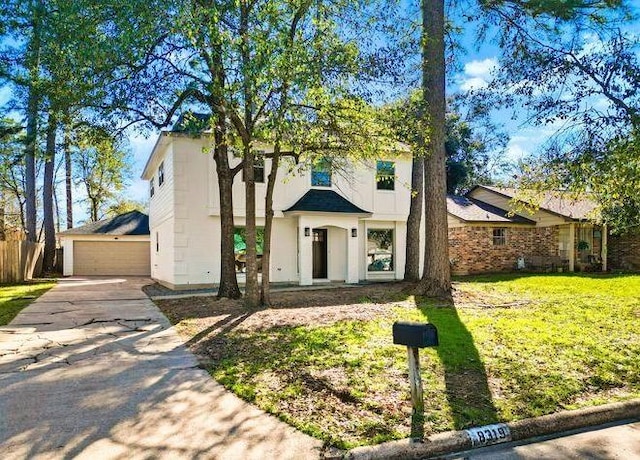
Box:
[59,211,151,276]
[448,185,607,275]
[141,126,414,290]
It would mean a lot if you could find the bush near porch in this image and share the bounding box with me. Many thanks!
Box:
[157,274,640,449]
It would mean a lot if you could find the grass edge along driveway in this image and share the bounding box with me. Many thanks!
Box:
[0,281,55,326]
[158,274,640,449]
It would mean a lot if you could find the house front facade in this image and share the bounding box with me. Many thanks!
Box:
[141,132,415,289]
[141,126,614,290]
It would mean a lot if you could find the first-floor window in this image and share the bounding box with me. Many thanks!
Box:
[234,227,264,273]
[156,232,159,252]
[367,229,394,272]
[493,228,506,246]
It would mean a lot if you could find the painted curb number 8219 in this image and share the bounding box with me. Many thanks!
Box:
[465,423,512,447]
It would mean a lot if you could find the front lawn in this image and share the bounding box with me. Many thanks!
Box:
[157,274,640,449]
[0,281,55,326]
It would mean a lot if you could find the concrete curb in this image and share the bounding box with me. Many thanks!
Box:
[344,399,640,459]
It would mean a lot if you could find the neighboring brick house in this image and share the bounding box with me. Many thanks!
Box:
[608,230,640,270]
[447,186,606,275]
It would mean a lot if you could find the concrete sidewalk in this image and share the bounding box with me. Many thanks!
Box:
[0,277,321,459]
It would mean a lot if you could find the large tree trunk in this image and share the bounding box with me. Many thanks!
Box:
[239,1,260,308]
[243,144,260,308]
[64,125,73,228]
[417,0,451,299]
[260,144,280,306]
[214,134,242,299]
[24,0,43,243]
[404,154,424,282]
[42,115,57,273]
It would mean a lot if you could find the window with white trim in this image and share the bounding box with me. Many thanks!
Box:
[158,161,165,186]
[493,228,506,246]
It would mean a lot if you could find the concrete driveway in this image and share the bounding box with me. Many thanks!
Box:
[0,277,321,459]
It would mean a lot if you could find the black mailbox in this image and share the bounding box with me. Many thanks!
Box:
[393,322,438,348]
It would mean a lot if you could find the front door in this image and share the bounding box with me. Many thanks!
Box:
[312,229,328,279]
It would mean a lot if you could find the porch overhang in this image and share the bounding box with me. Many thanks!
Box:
[283,189,372,217]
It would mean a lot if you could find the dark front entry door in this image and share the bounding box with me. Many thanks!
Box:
[312,229,328,279]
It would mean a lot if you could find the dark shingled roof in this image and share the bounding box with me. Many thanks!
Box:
[59,211,150,236]
[172,112,211,133]
[473,185,599,220]
[447,195,535,224]
[284,189,371,214]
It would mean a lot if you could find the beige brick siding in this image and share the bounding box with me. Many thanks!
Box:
[449,226,559,275]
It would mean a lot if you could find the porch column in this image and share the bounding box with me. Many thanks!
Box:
[298,217,313,286]
[601,224,608,272]
[346,227,359,284]
[568,222,576,272]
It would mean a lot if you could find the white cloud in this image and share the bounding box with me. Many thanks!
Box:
[459,58,498,91]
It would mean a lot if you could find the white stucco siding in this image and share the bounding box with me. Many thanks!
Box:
[269,217,299,282]
[150,218,175,285]
[469,188,566,227]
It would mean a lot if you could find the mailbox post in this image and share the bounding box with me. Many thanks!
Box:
[392,321,438,440]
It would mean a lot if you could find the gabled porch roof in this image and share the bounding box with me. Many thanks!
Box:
[283,189,372,216]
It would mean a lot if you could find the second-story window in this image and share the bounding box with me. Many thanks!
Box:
[150,177,155,197]
[158,161,165,186]
[311,157,331,187]
[376,160,395,190]
[242,153,265,183]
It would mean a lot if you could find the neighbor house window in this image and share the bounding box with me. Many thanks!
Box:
[367,229,394,272]
[311,157,331,187]
[234,227,265,273]
[242,153,265,183]
[158,161,165,186]
[376,160,395,190]
[150,177,155,198]
[493,228,506,246]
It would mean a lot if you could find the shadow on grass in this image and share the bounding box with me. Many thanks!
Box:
[417,297,499,430]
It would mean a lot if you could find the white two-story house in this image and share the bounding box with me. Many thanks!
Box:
[141,129,415,290]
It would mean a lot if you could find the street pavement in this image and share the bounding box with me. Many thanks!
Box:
[442,420,640,459]
[0,277,321,459]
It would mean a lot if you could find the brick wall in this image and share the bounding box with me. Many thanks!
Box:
[608,230,640,270]
[449,226,559,275]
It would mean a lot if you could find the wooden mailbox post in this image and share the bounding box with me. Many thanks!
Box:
[392,321,439,440]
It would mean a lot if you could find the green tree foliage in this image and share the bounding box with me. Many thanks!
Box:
[71,127,132,222]
[473,0,638,231]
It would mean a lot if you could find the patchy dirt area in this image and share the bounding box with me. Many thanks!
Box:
[156,282,416,337]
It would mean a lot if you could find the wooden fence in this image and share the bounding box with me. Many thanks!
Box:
[0,241,44,283]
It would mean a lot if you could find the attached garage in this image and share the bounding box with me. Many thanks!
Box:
[59,211,151,277]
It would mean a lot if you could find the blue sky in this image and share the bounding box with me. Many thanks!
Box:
[2,1,638,225]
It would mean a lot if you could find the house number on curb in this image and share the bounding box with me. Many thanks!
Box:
[466,423,512,447]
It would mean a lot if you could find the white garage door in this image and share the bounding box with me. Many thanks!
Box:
[73,241,151,276]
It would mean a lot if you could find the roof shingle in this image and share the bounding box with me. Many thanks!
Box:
[284,189,371,214]
[447,195,535,224]
[59,211,149,236]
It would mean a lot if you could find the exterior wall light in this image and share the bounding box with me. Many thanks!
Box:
[351,228,357,238]
[304,227,310,237]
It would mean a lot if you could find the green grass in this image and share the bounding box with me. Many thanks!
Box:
[0,281,55,326]
[193,274,640,448]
